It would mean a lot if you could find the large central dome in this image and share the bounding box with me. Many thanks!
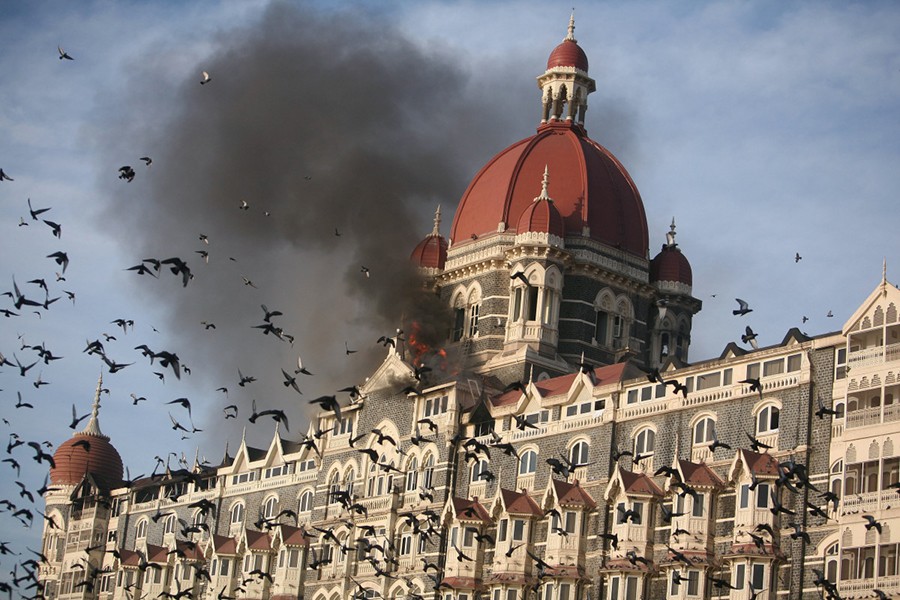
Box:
[449,121,648,257]
[448,17,648,258]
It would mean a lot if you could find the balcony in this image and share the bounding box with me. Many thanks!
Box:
[847,342,900,369]
[507,321,558,347]
[846,404,900,429]
[840,574,900,595]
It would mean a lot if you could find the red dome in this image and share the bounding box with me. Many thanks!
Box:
[51,433,124,489]
[547,39,588,72]
[516,197,565,238]
[450,122,648,257]
[650,245,693,286]
[410,234,448,269]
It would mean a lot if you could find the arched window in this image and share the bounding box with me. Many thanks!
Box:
[263,496,278,520]
[570,440,589,467]
[135,518,148,539]
[230,502,244,525]
[472,459,490,482]
[328,471,341,503]
[344,468,355,496]
[693,416,716,446]
[405,457,419,492]
[825,542,839,583]
[163,514,177,535]
[756,404,780,434]
[519,450,538,475]
[422,454,435,490]
[467,289,480,337]
[634,428,656,457]
[298,490,313,513]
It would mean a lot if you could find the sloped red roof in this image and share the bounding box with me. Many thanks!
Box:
[492,362,629,407]
[618,469,664,497]
[211,534,239,555]
[145,544,168,564]
[440,576,483,591]
[245,529,273,551]
[452,497,491,522]
[739,449,781,477]
[175,540,204,561]
[279,524,310,547]
[119,549,141,567]
[500,488,543,517]
[678,460,725,488]
[553,479,597,508]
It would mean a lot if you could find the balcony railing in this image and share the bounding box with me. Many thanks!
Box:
[847,342,900,368]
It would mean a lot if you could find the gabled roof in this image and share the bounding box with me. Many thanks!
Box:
[450,497,491,523]
[498,488,543,517]
[210,534,239,555]
[719,342,748,360]
[728,449,782,482]
[118,548,142,567]
[604,466,663,500]
[145,544,168,564]
[677,460,725,489]
[843,275,900,335]
[244,529,273,551]
[550,479,597,509]
[277,524,310,547]
[175,540,204,561]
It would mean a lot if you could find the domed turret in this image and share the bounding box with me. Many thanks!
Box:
[50,375,124,490]
[650,219,693,289]
[515,166,565,241]
[546,14,589,72]
[410,206,448,272]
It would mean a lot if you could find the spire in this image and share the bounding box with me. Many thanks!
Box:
[79,371,105,437]
[665,218,677,248]
[431,205,442,236]
[882,258,888,296]
[565,10,576,42]
[534,166,553,203]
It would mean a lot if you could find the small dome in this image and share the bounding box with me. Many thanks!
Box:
[410,234,448,270]
[650,244,693,286]
[547,39,588,72]
[51,433,124,489]
[410,206,448,270]
[515,165,565,238]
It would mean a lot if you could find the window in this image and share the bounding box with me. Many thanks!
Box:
[696,372,720,391]
[746,363,760,380]
[424,395,449,417]
[163,514,176,535]
[692,494,705,517]
[512,287,523,321]
[569,441,589,467]
[627,389,638,404]
[329,471,341,503]
[763,359,784,377]
[263,496,278,520]
[609,576,619,600]
[519,450,537,476]
[756,483,770,509]
[723,368,732,385]
[686,570,700,596]
[298,490,313,513]
[230,502,244,524]
[472,460,490,482]
[565,400,603,417]
[406,458,418,492]
[787,354,801,372]
[750,564,766,591]
[332,416,353,435]
[423,455,435,489]
[693,417,715,445]
[135,519,147,540]
[468,303,479,337]
[497,519,508,543]
[400,534,412,556]
[595,310,609,345]
[836,347,848,379]
[634,428,656,457]
[757,405,780,434]
[733,563,745,589]
[523,410,549,426]
[512,519,526,542]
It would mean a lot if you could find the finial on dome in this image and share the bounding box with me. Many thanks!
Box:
[432,205,442,237]
[565,10,577,42]
[665,218,677,248]
[882,257,888,296]
[534,165,553,203]
[79,371,105,437]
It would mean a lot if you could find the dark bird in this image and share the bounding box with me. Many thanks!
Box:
[733,298,752,316]
[787,522,810,543]
[238,369,256,387]
[709,434,731,453]
[57,46,73,60]
[281,369,302,394]
[43,219,61,238]
[360,266,370,278]
[741,326,759,350]
[794,252,802,263]
[27,198,50,220]
[118,165,135,182]
[166,398,192,419]
[241,275,257,288]
[815,395,837,419]
[249,400,289,431]
[0,169,13,181]
[140,156,152,167]
[47,251,69,273]
[746,432,772,452]
[863,514,883,534]
[598,532,619,550]
[69,404,90,429]
[510,271,530,286]
[160,257,192,286]
[201,71,211,84]
[126,262,159,277]
[513,414,539,431]
[223,404,238,419]
[740,378,763,398]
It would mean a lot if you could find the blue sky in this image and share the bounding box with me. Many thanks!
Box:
[1,0,899,559]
